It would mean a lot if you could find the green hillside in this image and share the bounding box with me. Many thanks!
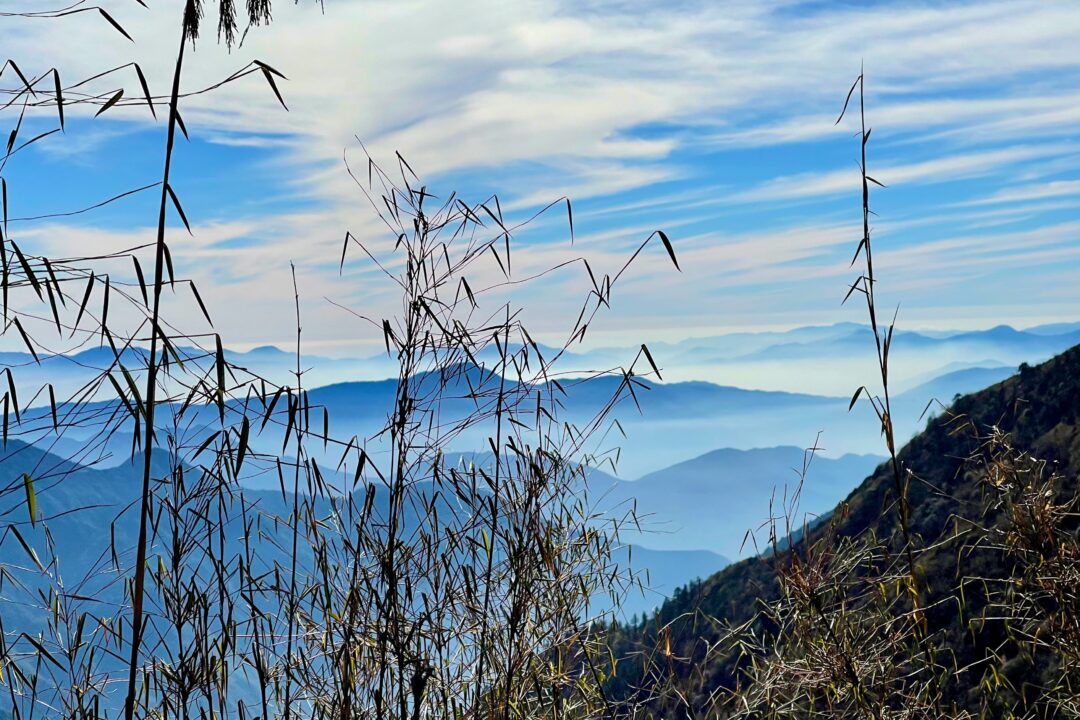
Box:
[609,344,1080,717]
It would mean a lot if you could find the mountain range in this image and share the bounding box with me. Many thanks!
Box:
[599,447,884,558]
[0,437,726,628]
[2,323,1071,633]
[7,355,1015,483]
[4,321,1077,402]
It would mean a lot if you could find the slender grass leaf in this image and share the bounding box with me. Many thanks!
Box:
[489,245,507,278]
[12,243,42,299]
[106,374,137,421]
[133,63,155,119]
[165,183,192,233]
[396,151,418,180]
[236,417,250,473]
[22,633,65,670]
[215,334,226,422]
[4,368,19,422]
[163,241,175,285]
[282,394,295,453]
[382,319,395,354]
[53,69,64,130]
[849,385,866,411]
[252,59,288,79]
[119,365,144,415]
[95,89,124,117]
[566,198,574,245]
[258,66,287,110]
[101,276,110,334]
[6,60,36,97]
[42,258,65,307]
[842,277,864,305]
[261,385,284,431]
[656,230,680,271]
[12,318,39,363]
[12,128,61,155]
[48,385,58,430]
[132,256,148,305]
[189,282,213,326]
[461,277,476,308]
[640,343,662,381]
[174,108,189,140]
[98,8,133,41]
[22,473,36,527]
[836,74,861,124]
[193,430,221,460]
[9,527,43,572]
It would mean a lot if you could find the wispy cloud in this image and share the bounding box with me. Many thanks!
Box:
[726,145,1070,204]
[1,0,1077,350]
[954,180,1080,206]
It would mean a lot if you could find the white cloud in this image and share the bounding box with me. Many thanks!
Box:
[6,0,1079,195]
[1,0,1078,351]
[726,145,1069,204]
[954,180,1080,206]
[707,93,1080,149]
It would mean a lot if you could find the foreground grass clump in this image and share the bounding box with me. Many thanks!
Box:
[2,4,679,718]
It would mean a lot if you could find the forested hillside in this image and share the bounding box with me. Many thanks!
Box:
[610,344,1080,717]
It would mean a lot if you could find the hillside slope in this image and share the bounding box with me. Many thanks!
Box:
[610,344,1080,716]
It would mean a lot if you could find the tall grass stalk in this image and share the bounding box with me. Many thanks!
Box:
[1,5,679,718]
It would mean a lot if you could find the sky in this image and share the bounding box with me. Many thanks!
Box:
[2,0,1078,356]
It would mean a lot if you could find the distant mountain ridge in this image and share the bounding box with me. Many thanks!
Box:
[599,446,884,558]
[613,545,729,620]
[12,355,1033,481]
[4,321,1077,401]
[0,438,726,629]
[897,364,1015,402]
[723,324,1080,363]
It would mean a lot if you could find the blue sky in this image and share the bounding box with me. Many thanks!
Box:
[2,0,1078,354]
